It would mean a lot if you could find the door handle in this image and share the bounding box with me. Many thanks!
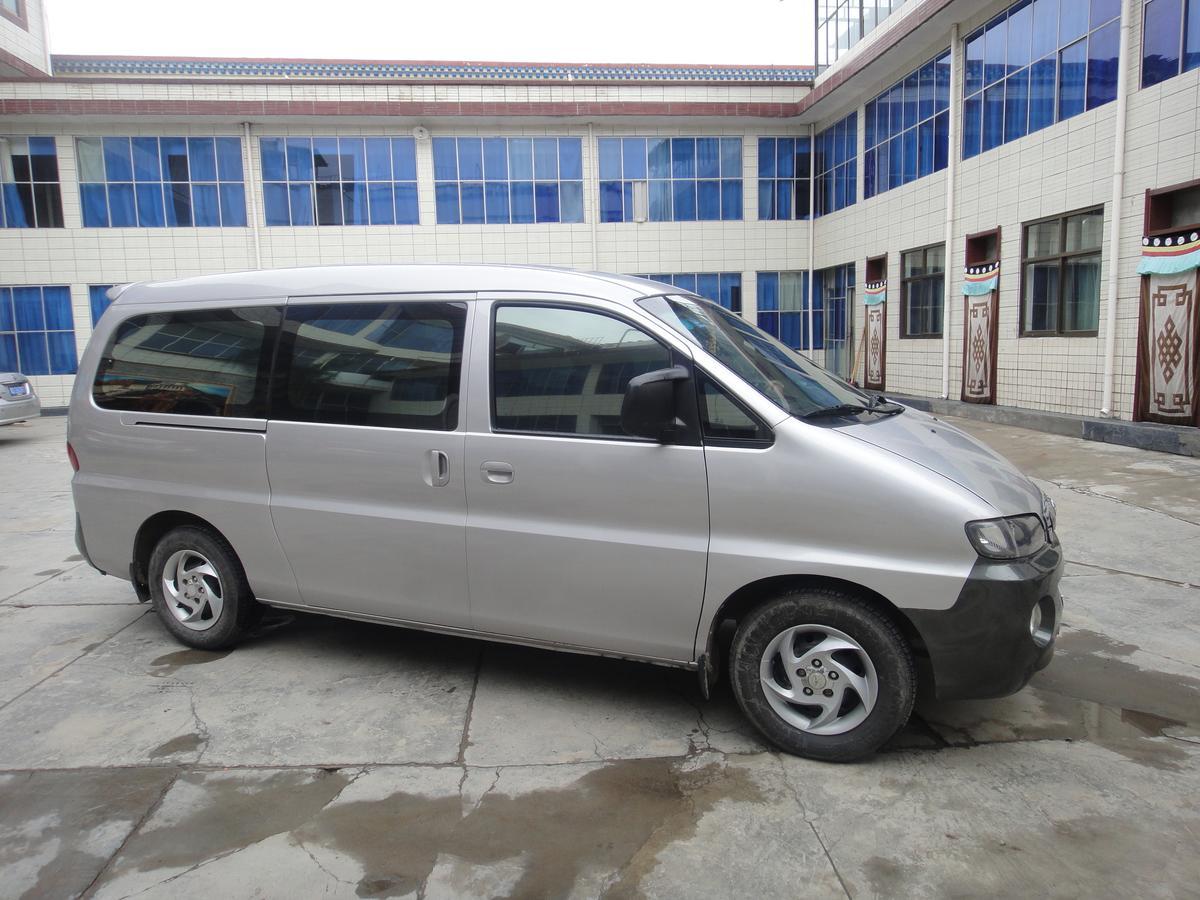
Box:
[425,449,451,487]
[481,460,514,485]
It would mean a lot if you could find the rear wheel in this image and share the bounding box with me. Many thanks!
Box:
[730,588,915,762]
[148,525,256,650]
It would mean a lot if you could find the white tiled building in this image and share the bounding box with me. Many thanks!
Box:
[2,0,1198,431]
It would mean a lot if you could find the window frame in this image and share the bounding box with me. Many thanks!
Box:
[1141,0,1200,88]
[757,136,812,221]
[899,243,946,339]
[1019,206,1104,337]
[0,0,27,29]
[1144,176,1200,235]
[864,48,951,199]
[488,300,697,444]
[1,136,64,229]
[598,136,743,223]
[0,285,77,376]
[814,113,858,217]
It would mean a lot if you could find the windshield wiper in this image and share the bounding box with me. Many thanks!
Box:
[802,403,872,420]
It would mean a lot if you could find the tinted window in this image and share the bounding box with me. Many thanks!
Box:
[93,307,275,417]
[698,373,771,444]
[493,305,671,438]
[276,301,465,430]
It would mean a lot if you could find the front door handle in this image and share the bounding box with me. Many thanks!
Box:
[481,460,514,485]
[425,449,450,487]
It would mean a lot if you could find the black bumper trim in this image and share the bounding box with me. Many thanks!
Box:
[906,541,1064,701]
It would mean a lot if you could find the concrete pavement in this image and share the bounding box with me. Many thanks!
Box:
[1,415,1197,898]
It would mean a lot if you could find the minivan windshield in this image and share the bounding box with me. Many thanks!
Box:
[638,294,888,419]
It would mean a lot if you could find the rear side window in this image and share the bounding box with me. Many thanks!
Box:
[492,304,671,438]
[93,307,276,417]
[274,301,466,430]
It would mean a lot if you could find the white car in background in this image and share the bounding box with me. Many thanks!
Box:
[0,373,40,425]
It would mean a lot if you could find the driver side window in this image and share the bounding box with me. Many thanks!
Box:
[492,305,671,439]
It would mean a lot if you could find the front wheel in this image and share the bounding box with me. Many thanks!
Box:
[730,588,915,762]
[148,525,257,650]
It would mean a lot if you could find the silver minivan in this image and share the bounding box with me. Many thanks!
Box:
[68,265,1062,761]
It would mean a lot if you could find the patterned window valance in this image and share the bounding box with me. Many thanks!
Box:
[864,280,887,305]
[1138,230,1200,276]
[962,262,999,296]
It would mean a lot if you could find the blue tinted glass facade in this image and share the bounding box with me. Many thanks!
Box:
[1,137,63,229]
[89,285,114,325]
[756,272,819,350]
[0,286,77,375]
[78,137,246,228]
[864,50,950,199]
[963,0,1120,161]
[814,114,857,216]
[434,137,583,224]
[260,137,417,226]
[639,273,742,312]
[1142,0,1200,86]
[599,137,742,222]
[757,138,811,220]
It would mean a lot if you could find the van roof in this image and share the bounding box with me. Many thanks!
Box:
[111,264,673,306]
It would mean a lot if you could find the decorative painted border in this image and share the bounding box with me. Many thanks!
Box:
[50,55,814,84]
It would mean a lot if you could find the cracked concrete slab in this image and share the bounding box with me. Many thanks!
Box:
[0,604,146,706]
[0,767,176,899]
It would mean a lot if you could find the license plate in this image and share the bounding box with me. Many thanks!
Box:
[7,385,27,397]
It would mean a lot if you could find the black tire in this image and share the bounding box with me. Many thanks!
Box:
[730,588,915,762]
[148,525,257,651]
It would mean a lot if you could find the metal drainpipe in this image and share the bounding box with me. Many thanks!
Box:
[941,23,961,399]
[588,122,599,270]
[807,122,817,359]
[243,122,262,269]
[1101,0,1134,417]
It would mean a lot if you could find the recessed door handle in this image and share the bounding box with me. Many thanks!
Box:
[481,460,514,485]
[426,450,451,487]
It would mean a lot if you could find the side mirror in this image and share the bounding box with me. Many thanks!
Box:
[620,365,689,442]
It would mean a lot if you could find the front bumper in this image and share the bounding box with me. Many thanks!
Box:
[906,539,1064,701]
[0,395,40,424]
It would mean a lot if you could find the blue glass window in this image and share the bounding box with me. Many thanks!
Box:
[639,273,743,313]
[260,136,416,226]
[1141,0,1200,87]
[0,286,77,375]
[434,137,582,224]
[814,113,857,216]
[599,137,742,222]
[89,285,114,325]
[864,51,950,199]
[1,137,63,229]
[79,137,245,228]
[756,272,819,350]
[963,0,1121,160]
[757,137,811,220]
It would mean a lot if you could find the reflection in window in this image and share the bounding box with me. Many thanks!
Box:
[758,137,812,220]
[815,114,857,216]
[639,273,742,313]
[493,306,671,438]
[0,286,76,375]
[757,272,819,350]
[963,0,1120,161]
[901,244,945,337]
[78,137,246,228]
[1142,0,1200,86]
[92,308,272,416]
[260,137,418,227]
[434,137,583,224]
[1,137,63,228]
[279,302,465,430]
[864,51,950,198]
[599,137,742,222]
[1022,208,1104,335]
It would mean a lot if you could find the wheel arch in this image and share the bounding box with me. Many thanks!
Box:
[131,511,237,603]
[701,574,930,688]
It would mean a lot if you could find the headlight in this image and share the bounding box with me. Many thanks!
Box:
[965,514,1047,559]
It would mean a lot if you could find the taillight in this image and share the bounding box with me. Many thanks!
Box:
[67,441,79,472]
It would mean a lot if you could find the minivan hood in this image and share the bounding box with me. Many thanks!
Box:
[837,408,1044,516]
